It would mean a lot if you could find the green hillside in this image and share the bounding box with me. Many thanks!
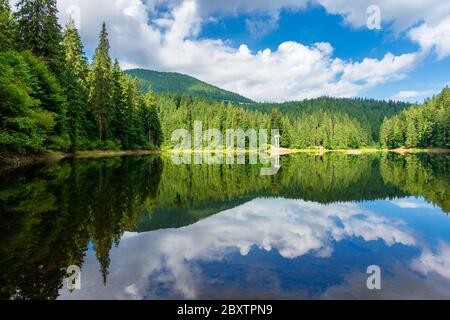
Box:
[125,68,253,104]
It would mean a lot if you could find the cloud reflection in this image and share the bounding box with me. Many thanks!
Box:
[412,242,450,280]
[59,198,418,300]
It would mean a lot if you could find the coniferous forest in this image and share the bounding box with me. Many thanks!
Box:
[0,0,450,302]
[0,0,162,155]
[0,0,449,159]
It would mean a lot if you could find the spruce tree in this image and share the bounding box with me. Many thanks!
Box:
[143,89,163,147]
[15,0,63,74]
[88,22,114,142]
[270,108,286,146]
[62,19,89,151]
[111,59,128,147]
[0,0,14,51]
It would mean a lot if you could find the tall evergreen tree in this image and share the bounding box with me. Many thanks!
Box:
[15,0,63,74]
[380,87,449,149]
[270,108,287,147]
[0,0,14,52]
[111,59,128,147]
[88,22,114,142]
[62,18,89,151]
[143,89,163,147]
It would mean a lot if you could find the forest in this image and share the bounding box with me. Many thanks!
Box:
[125,69,253,104]
[155,91,448,149]
[380,88,450,149]
[0,0,162,155]
[0,0,449,157]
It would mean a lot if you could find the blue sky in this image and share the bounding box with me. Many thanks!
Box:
[50,0,450,102]
[199,5,450,102]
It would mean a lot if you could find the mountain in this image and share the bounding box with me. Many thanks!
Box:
[124,69,253,104]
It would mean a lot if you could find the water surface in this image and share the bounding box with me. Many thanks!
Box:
[0,153,449,299]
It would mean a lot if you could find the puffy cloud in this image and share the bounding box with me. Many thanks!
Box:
[52,0,421,102]
[409,16,450,59]
[58,199,415,299]
[316,0,450,60]
[316,0,450,32]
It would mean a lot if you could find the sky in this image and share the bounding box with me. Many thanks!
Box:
[13,0,450,103]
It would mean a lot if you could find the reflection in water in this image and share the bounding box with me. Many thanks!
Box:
[58,199,419,299]
[412,242,450,280]
[0,153,449,299]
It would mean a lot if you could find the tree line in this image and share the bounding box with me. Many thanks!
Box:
[380,88,449,149]
[155,89,449,150]
[1,1,448,154]
[0,0,162,155]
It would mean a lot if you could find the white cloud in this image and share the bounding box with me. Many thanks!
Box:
[316,0,450,32]
[153,0,309,16]
[245,12,280,39]
[58,199,415,299]
[5,0,439,101]
[316,1,450,60]
[52,0,424,102]
[389,90,435,102]
[409,16,450,59]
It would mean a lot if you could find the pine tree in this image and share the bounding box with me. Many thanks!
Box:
[15,0,63,74]
[0,0,14,52]
[110,59,128,147]
[143,89,163,147]
[62,19,89,151]
[270,108,285,146]
[88,22,114,142]
[405,112,418,147]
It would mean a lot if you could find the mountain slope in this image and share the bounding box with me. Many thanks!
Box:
[125,69,253,103]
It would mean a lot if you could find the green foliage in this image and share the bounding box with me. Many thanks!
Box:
[21,50,70,151]
[143,90,163,147]
[380,153,449,212]
[157,94,271,147]
[88,22,113,141]
[14,0,63,74]
[245,97,410,142]
[0,50,55,152]
[62,19,90,151]
[105,60,163,150]
[288,110,371,149]
[0,0,14,52]
[1,1,447,154]
[0,156,162,298]
[125,69,253,104]
[380,88,450,149]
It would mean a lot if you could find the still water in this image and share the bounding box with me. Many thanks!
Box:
[0,153,449,299]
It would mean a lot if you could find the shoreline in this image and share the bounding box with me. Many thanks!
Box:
[1,147,448,169]
[0,150,161,169]
[75,150,161,159]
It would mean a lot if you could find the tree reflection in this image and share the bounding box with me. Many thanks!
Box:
[0,153,447,299]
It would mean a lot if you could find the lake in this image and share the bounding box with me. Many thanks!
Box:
[0,153,449,300]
